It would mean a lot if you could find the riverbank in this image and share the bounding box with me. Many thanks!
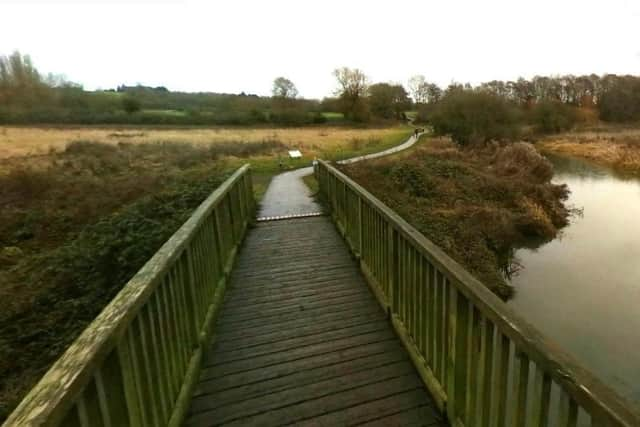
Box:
[338,138,570,298]
[537,125,640,175]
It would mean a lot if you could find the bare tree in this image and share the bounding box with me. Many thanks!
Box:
[272,77,298,98]
[408,75,428,104]
[333,67,369,121]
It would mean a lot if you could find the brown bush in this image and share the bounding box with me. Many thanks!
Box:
[491,142,554,182]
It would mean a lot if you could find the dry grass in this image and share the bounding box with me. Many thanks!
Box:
[0,126,409,160]
[538,126,640,174]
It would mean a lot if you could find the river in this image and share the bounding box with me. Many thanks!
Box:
[508,153,640,405]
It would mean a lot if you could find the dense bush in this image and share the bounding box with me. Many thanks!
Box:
[121,95,141,114]
[429,90,520,146]
[339,139,570,298]
[598,76,640,122]
[531,100,578,133]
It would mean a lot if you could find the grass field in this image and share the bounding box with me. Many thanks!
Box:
[0,125,408,160]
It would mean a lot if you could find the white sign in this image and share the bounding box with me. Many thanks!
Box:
[288,150,302,158]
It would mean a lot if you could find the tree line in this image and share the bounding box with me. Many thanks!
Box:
[2,51,640,127]
[408,73,640,124]
[0,52,327,126]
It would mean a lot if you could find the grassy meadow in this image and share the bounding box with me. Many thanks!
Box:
[0,125,409,160]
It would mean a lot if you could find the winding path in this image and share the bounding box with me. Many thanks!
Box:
[258,131,422,219]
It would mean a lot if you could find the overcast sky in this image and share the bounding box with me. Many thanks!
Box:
[2,0,639,99]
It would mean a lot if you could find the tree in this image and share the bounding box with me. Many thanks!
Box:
[122,96,141,114]
[598,76,640,122]
[429,90,520,146]
[425,83,442,103]
[333,67,369,121]
[0,51,49,107]
[532,100,577,133]
[272,77,298,99]
[368,83,411,119]
[408,75,428,104]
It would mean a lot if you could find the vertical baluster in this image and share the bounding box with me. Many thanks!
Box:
[95,351,129,427]
[558,393,579,427]
[195,231,210,314]
[358,196,363,256]
[512,351,530,426]
[433,269,442,382]
[447,288,470,422]
[442,276,450,386]
[465,305,481,425]
[167,269,188,376]
[493,333,511,427]
[428,261,436,369]
[117,334,145,426]
[158,281,178,396]
[416,252,427,360]
[151,290,176,404]
[204,217,218,296]
[175,257,196,352]
[143,299,170,423]
[530,368,552,427]
[135,314,162,426]
[413,248,420,343]
[126,328,154,426]
[390,226,399,316]
[94,370,112,427]
[76,395,91,427]
[405,244,413,335]
[185,246,202,334]
[400,239,407,324]
[480,318,495,427]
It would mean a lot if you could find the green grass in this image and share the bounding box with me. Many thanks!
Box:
[302,173,319,194]
[142,109,188,117]
[320,126,414,161]
[321,112,345,121]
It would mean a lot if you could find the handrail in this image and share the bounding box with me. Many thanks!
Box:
[3,164,255,427]
[315,159,640,426]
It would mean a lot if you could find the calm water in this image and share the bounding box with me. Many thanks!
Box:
[508,154,640,405]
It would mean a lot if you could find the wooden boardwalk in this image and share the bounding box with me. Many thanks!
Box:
[184,216,446,426]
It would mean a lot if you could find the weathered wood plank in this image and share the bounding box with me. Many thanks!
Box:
[185,216,445,427]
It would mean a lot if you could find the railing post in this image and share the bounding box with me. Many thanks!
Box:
[446,287,470,423]
[358,196,363,257]
[389,225,398,317]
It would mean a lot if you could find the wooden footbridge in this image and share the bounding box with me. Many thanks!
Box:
[5,162,640,427]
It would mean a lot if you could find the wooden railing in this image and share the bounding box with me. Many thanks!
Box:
[3,165,255,427]
[315,160,640,427]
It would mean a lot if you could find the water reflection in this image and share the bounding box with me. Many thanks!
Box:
[508,153,640,405]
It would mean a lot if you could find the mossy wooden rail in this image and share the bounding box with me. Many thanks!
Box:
[315,159,640,427]
[3,165,254,427]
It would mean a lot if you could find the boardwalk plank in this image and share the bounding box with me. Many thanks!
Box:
[184,217,446,427]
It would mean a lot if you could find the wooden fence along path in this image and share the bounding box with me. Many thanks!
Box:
[4,162,640,427]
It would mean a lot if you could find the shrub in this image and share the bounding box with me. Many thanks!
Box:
[121,96,141,114]
[531,100,577,133]
[491,142,554,183]
[429,90,520,146]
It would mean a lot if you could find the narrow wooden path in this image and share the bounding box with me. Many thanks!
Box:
[184,216,446,426]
